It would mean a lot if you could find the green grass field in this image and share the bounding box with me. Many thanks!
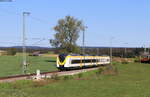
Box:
[0,55,57,77]
[0,62,150,97]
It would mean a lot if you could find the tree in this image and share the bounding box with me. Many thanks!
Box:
[50,16,85,53]
[7,48,17,56]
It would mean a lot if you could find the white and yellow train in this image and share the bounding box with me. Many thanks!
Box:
[57,54,110,70]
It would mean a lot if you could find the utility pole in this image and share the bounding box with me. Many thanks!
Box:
[124,43,128,58]
[144,45,147,54]
[110,37,114,65]
[97,47,99,55]
[82,26,88,55]
[82,26,87,68]
[82,28,84,55]
[22,12,30,74]
[149,45,150,54]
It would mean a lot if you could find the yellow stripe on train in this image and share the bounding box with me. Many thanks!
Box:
[57,56,69,66]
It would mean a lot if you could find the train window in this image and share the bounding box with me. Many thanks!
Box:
[92,59,97,62]
[71,59,101,64]
[71,60,81,64]
[82,59,91,63]
[71,59,92,64]
[107,59,110,62]
[99,59,107,62]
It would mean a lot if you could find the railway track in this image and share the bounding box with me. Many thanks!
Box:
[0,71,59,83]
[0,67,99,83]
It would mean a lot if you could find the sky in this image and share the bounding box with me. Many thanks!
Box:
[0,0,150,47]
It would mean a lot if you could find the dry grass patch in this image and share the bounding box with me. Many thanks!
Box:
[32,79,57,87]
[101,64,118,75]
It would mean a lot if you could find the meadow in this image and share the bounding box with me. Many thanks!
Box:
[0,55,57,77]
[0,62,150,97]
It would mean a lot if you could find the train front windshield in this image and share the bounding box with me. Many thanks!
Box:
[58,54,68,62]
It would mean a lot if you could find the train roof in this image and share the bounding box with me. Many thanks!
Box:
[59,54,109,57]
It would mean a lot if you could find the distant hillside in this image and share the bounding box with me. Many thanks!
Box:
[0,46,53,53]
[0,46,138,49]
[11,46,50,49]
[0,46,145,57]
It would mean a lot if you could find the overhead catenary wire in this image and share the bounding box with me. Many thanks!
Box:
[0,7,51,47]
[0,41,22,45]
[31,38,47,46]
[0,7,50,25]
[30,16,50,25]
[0,8,51,37]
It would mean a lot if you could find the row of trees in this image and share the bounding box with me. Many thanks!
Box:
[0,46,147,57]
[84,47,145,58]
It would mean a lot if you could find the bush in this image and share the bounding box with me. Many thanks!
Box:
[77,73,83,78]
[102,65,118,75]
[121,59,129,64]
[63,76,70,80]
[6,48,17,56]
[122,61,129,64]
[134,57,140,62]
[95,67,104,76]
[51,74,60,80]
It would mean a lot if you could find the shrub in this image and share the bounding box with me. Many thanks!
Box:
[77,73,83,78]
[51,74,60,80]
[134,57,140,62]
[6,48,17,56]
[121,59,129,64]
[122,61,129,64]
[102,65,118,75]
[63,76,70,80]
[95,67,104,76]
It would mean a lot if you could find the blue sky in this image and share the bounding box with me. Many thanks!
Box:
[0,0,150,47]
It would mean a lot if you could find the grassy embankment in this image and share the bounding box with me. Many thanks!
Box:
[0,55,57,77]
[0,62,150,97]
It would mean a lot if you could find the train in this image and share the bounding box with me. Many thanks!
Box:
[57,54,110,70]
[141,55,150,63]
